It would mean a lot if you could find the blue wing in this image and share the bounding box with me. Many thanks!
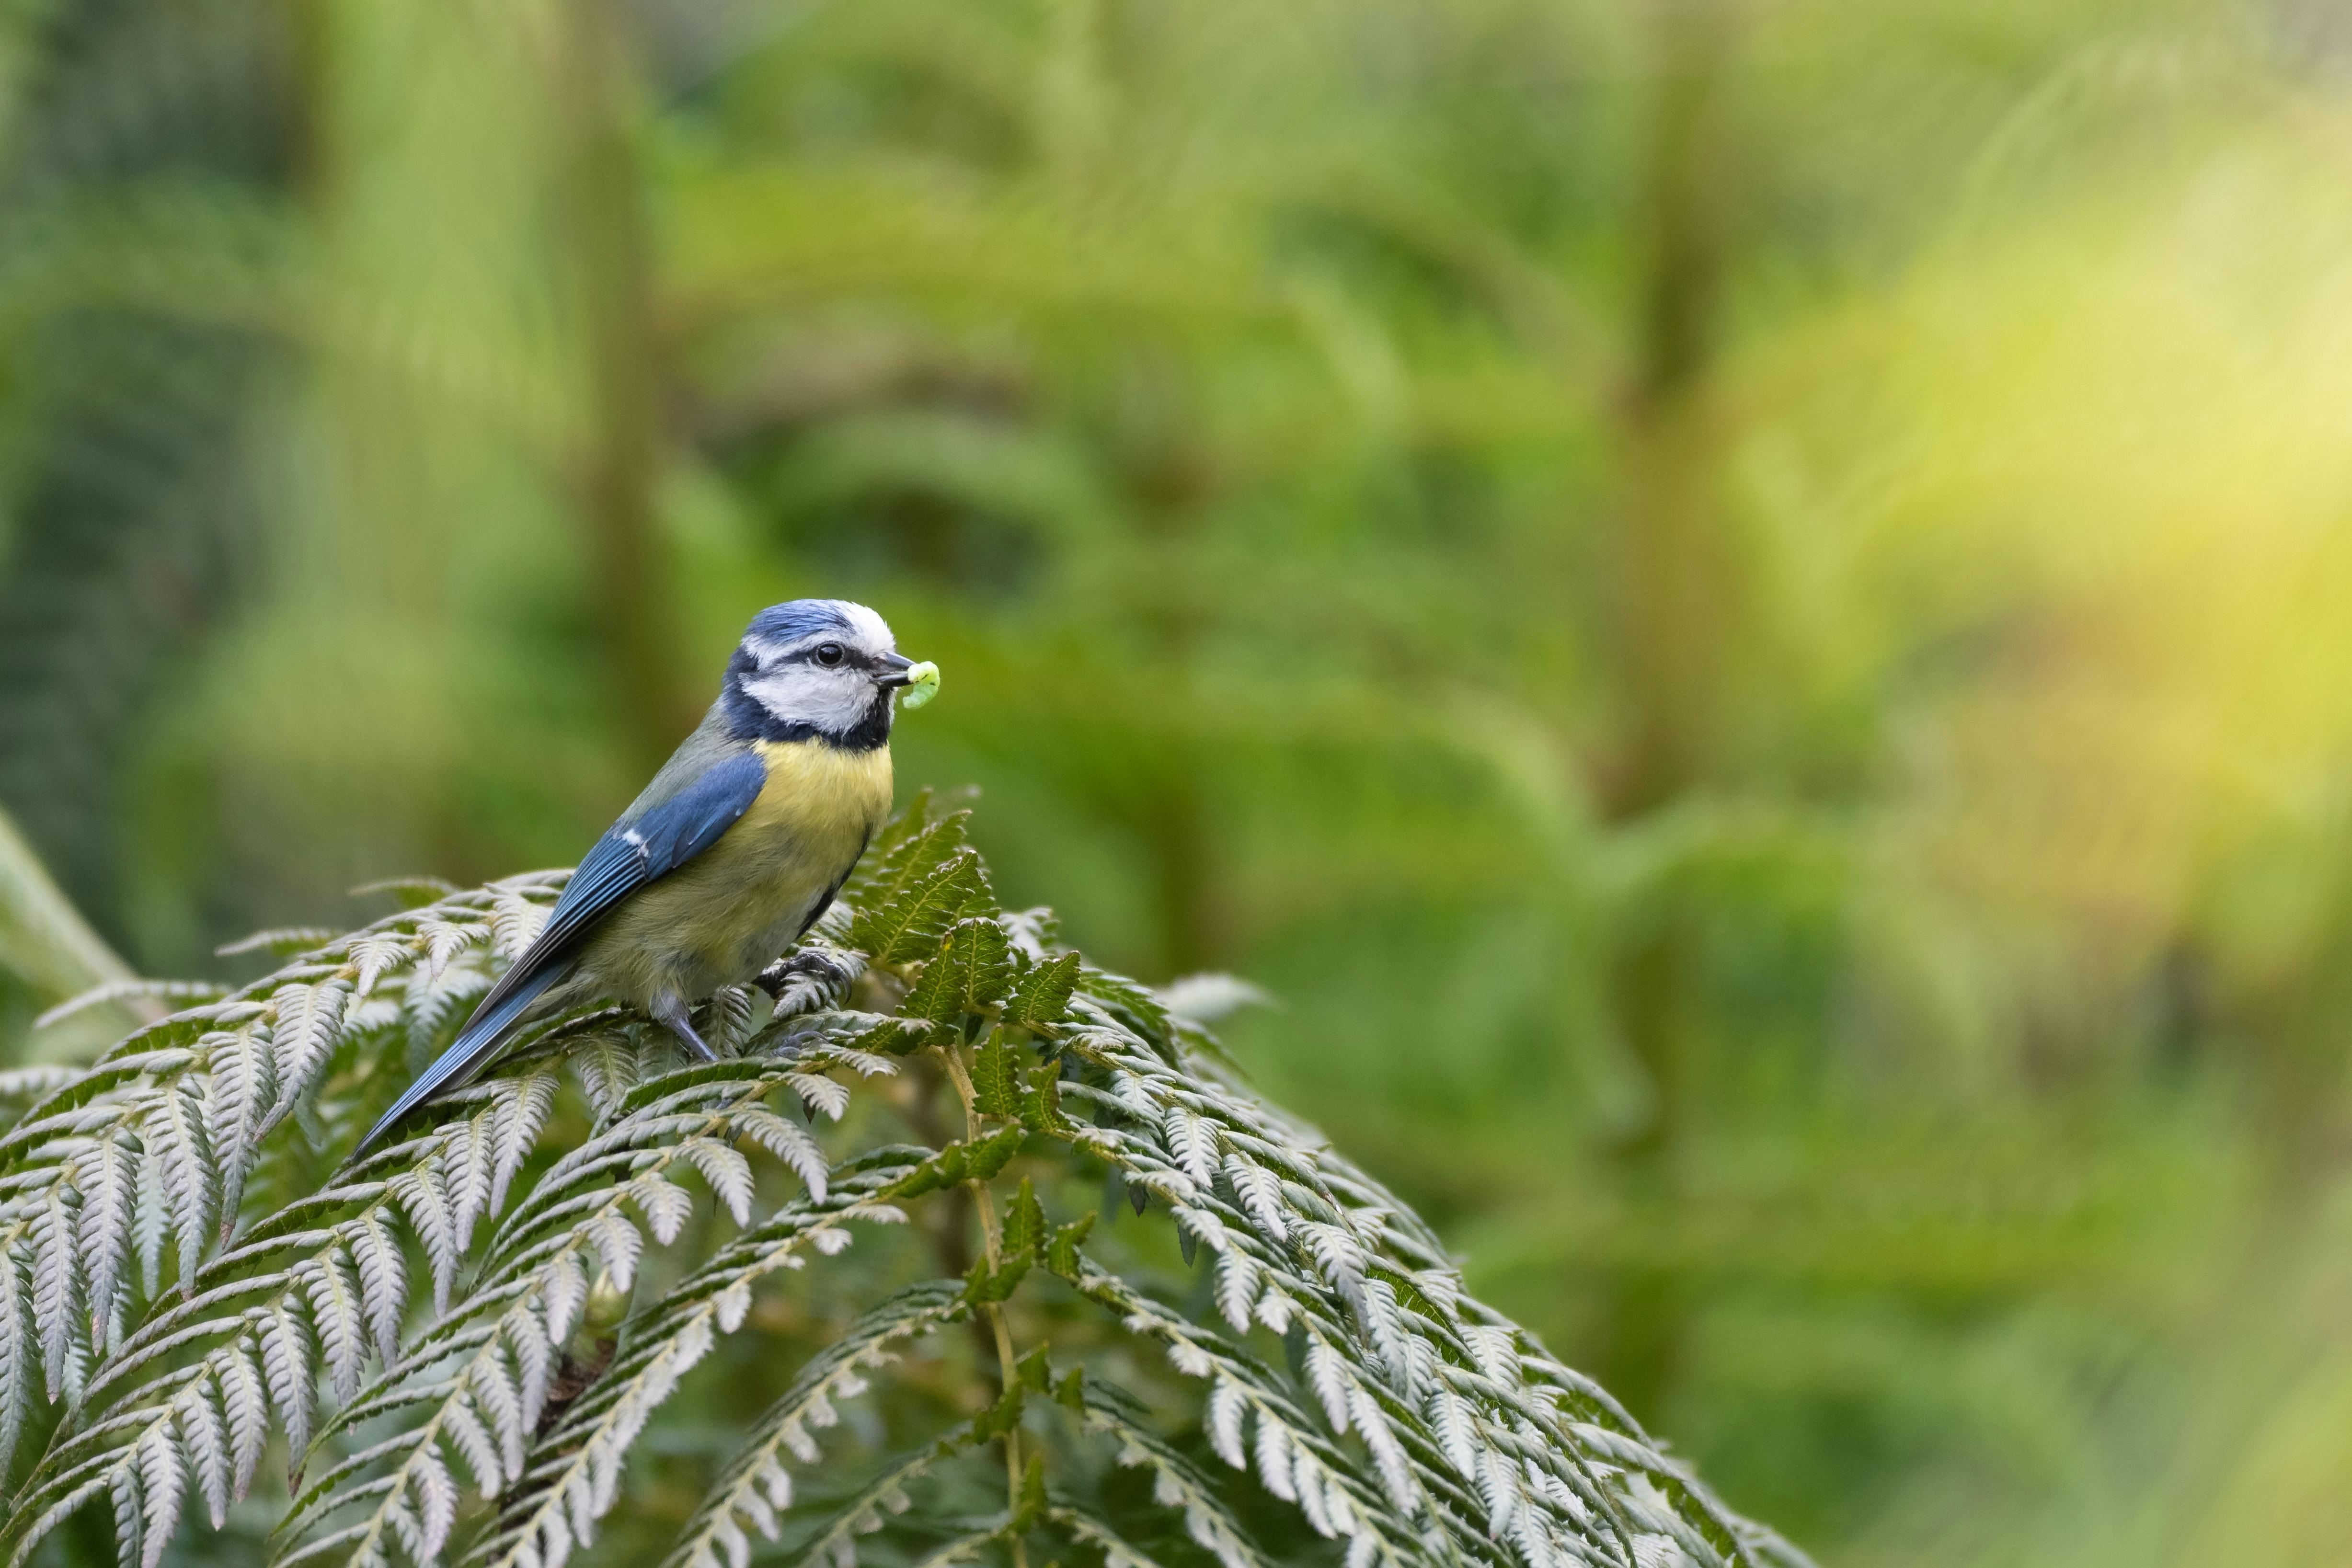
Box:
[468,749,771,1027]
[352,749,769,1157]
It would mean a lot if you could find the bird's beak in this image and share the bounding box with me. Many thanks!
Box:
[879,652,941,709]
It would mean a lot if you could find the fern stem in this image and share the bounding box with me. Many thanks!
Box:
[936,1042,978,1143]
[987,1301,1029,1568]
[934,1041,1032,1567]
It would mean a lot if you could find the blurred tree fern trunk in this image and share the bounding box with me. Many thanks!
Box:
[1593,0,1745,1427]
[558,0,695,771]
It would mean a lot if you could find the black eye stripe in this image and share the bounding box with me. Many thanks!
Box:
[742,637,862,670]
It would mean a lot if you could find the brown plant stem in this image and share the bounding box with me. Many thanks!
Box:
[1590,0,1743,1428]
[937,1042,1033,1567]
[551,0,694,773]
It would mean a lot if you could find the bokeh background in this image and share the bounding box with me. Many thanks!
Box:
[7,0,2352,1561]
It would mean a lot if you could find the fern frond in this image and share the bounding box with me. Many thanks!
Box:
[904,1528,1009,1568]
[0,813,1802,1568]
[0,878,564,1475]
[452,1170,924,1568]
[1044,1502,1182,1568]
[841,810,987,967]
[1048,985,1769,1568]
[0,1071,561,1568]
[1065,1267,1449,1568]
[33,981,231,1031]
[1074,1386,1289,1568]
[664,1280,970,1568]
[270,1046,906,1568]
[769,1423,985,1568]
[217,928,346,961]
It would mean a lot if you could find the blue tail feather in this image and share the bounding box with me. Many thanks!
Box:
[352,962,566,1159]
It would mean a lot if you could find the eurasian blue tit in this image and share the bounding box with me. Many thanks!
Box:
[353,599,940,1157]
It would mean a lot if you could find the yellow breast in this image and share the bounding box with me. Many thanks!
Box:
[745,738,895,852]
[579,740,893,1005]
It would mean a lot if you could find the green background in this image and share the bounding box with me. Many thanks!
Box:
[8,0,2352,1561]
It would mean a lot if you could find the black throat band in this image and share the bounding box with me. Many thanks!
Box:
[720,664,894,751]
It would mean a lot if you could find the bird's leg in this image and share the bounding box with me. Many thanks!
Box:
[650,993,718,1063]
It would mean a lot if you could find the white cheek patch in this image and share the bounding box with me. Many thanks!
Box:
[745,664,873,733]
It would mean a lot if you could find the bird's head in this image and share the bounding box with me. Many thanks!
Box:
[720,599,938,749]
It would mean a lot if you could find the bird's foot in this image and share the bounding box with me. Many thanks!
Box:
[755,945,863,1019]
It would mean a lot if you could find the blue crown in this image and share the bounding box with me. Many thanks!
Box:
[743,599,865,644]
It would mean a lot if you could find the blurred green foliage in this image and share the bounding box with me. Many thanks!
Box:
[7,0,2352,1562]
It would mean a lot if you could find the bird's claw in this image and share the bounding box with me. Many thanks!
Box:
[756,945,863,1019]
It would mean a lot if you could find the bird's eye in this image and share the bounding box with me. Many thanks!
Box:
[814,642,846,667]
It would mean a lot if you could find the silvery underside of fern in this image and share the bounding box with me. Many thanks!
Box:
[0,794,1808,1568]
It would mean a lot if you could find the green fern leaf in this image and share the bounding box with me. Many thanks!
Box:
[1002,951,1080,1027]
[970,1029,1020,1118]
[902,916,1013,1023]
